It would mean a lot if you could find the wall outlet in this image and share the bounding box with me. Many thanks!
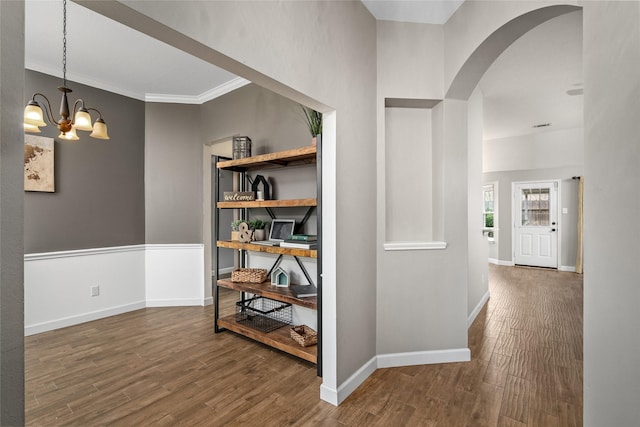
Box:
[90,285,100,297]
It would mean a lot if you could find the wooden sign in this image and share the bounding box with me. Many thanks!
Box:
[223,191,255,202]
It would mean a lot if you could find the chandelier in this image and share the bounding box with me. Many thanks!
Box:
[23,0,109,140]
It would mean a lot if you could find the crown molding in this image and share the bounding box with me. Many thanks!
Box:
[26,62,249,105]
[145,77,251,104]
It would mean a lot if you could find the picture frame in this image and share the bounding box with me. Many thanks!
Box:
[24,134,55,192]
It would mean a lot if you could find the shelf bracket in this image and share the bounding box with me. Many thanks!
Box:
[295,206,316,233]
[265,207,277,219]
[294,256,315,286]
[266,254,284,279]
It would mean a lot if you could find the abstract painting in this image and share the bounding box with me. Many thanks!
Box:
[24,135,54,192]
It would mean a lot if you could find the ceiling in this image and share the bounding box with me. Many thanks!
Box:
[361,0,464,24]
[25,0,247,103]
[479,10,583,140]
[25,1,582,140]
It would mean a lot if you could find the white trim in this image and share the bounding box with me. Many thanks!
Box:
[377,348,471,369]
[468,290,490,328]
[25,62,147,101]
[25,301,146,336]
[145,77,251,104]
[146,298,205,307]
[320,355,377,406]
[383,241,447,251]
[144,243,203,251]
[488,258,514,266]
[321,347,472,405]
[24,244,204,261]
[320,111,339,402]
[26,61,251,105]
[25,244,146,261]
[559,265,576,272]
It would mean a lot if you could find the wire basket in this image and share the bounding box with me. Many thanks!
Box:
[231,268,267,283]
[235,296,292,333]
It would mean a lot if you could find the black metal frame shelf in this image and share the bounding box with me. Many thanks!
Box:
[213,142,322,375]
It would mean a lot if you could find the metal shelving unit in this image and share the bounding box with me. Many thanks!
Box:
[213,143,322,375]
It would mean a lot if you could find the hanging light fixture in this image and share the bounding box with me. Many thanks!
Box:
[23,0,110,140]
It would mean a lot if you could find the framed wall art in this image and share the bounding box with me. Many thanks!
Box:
[24,134,55,192]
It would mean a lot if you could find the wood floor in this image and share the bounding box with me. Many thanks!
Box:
[25,265,583,426]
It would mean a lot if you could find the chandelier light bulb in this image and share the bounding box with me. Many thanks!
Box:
[58,126,79,141]
[24,102,47,127]
[74,108,93,131]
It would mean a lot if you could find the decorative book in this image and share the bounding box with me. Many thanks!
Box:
[290,284,317,298]
[287,234,317,241]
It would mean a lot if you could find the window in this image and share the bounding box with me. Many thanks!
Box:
[483,183,497,240]
[520,188,550,226]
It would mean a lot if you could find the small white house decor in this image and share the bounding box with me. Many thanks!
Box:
[271,267,290,287]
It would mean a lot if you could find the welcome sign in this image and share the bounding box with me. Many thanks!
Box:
[223,191,255,201]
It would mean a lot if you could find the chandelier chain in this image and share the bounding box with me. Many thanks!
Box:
[62,0,67,87]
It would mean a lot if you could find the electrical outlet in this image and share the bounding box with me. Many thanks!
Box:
[91,285,100,297]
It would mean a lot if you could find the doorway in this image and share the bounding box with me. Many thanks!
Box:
[513,180,559,268]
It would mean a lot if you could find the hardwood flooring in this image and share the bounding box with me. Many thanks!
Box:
[25,265,583,426]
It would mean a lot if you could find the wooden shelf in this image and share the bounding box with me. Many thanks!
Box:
[218,198,317,209]
[217,146,316,172]
[217,240,317,258]
[217,315,317,364]
[218,279,317,310]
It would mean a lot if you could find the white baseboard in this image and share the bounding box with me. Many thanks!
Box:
[377,348,471,369]
[25,301,146,336]
[321,347,472,406]
[320,355,377,406]
[489,258,576,272]
[488,258,514,266]
[468,290,490,328]
[146,298,206,307]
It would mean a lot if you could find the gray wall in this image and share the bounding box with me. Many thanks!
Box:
[0,1,25,423]
[24,70,145,253]
[201,84,311,155]
[144,84,315,246]
[376,19,471,356]
[583,2,640,425]
[484,166,583,268]
[145,103,201,244]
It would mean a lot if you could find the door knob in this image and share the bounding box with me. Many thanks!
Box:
[551,228,556,232]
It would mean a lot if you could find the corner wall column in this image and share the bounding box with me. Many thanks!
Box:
[0,1,25,424]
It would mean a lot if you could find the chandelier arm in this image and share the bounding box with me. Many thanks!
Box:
[31,93,58,126]
[85,107,104,120]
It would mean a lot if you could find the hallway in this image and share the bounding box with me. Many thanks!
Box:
[25,265,583,425]
[341,264,583,426]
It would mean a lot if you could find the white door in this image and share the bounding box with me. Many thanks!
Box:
[514,181,558,268]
